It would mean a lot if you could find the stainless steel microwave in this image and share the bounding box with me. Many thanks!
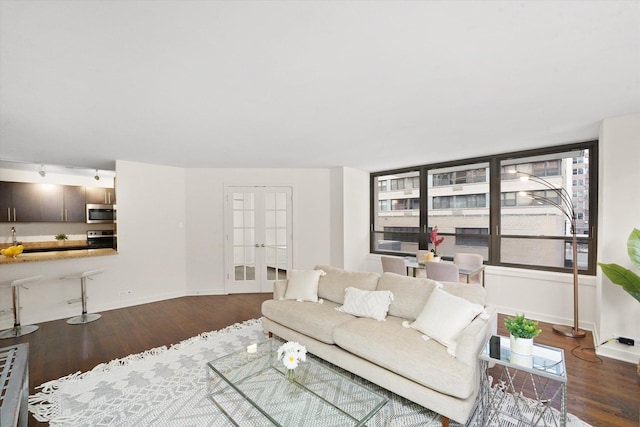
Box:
[86,204,116,224]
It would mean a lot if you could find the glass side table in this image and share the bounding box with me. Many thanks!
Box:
[478,335,567,426]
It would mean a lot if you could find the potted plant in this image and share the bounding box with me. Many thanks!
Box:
[55,233,68,246]
[504,313,541,358]
[598,228,640,376]
[429,226,444,261]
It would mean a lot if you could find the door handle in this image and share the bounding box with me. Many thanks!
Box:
[261,244,265,247]
[255,244,260,248]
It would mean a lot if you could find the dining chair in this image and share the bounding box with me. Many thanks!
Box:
[425,261,459,282]
[453,252,484,284]
[381,256,407,276]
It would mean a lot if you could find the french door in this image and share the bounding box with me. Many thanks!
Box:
[225,186,292,293]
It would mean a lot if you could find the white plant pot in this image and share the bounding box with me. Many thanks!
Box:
[510,334,534,368]
[510,334,533,356]
[510,352,533,368]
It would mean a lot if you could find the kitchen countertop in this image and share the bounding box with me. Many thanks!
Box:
[0,248,117,264]
[0,240,89,250]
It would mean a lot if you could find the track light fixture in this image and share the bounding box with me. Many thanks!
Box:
[94,169,100,181]
[39,164,46,177]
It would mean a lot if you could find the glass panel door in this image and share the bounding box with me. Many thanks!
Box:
[226,186,292,293]
[232,191,256,282]
[264,189,289,281]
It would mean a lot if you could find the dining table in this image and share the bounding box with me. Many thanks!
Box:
[404,257,485,286]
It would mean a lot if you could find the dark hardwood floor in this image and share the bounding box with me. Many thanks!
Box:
[2,294,638,426]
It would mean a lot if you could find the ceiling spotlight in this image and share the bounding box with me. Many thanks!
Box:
[94,169,100,181]
[39,165,46,177]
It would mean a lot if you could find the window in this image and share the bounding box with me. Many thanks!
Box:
[372,171,420,254]
[432,194,487,209]
[455,228,489,247]
[426,163,490,260]
[499,147,593,271]
[371,141,598,275]
[432,168,487,186]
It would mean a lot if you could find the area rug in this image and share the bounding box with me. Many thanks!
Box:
[29,318,590,426]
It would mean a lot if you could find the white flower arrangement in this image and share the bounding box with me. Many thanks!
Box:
[277,341,307,370]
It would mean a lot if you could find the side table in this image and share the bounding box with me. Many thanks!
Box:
[478,335,567,426]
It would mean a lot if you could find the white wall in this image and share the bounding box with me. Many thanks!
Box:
[365,254,598,328]
[0,160,187,329]
[184,168,331,295]
[330,168,344,268]
[330,167,370,272]
[597,113,640,363]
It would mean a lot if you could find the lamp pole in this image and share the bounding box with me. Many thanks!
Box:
[512,170,586,338]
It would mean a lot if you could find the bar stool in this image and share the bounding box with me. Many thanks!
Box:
[0,275,43,339]
[61,269,104,325]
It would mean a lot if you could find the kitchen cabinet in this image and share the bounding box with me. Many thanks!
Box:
[63,186,86,222]
[40,185,64,222]
[1,182,42,222]
[0,182,87,223]
[0,182,12,222]
[85,187,116,204]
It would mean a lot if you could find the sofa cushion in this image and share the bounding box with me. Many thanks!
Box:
[314,265,380,304]
[410,287,484,356]
[376,273,442,320]
[333,316,475,399]
[283,269,326,302]
[335,287,394,321]
[440,281,486,306]
[261,299,355,344]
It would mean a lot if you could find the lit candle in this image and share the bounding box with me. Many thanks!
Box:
[247,343,257,354]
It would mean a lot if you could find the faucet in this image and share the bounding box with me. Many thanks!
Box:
[10,226,17,246]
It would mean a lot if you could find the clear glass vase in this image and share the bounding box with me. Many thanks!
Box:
[286,368,297,382]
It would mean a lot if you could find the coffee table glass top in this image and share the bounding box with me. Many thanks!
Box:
[479,335,566,381]
[207,339,388,426]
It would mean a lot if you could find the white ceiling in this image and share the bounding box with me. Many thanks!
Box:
[1,0,639,173]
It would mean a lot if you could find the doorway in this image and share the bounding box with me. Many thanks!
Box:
[225,186,292,293]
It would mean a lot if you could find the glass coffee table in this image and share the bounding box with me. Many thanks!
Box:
[207,339,388,426]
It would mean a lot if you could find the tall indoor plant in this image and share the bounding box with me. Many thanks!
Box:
[598,228,640,376]
[598,228,640,303]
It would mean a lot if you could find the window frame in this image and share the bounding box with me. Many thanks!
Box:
[370,140,598,275]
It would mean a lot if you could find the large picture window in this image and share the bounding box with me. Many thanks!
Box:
[370,141,598,275]
[372,171,421,254]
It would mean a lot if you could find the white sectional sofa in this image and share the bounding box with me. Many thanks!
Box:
[261,265,497,426]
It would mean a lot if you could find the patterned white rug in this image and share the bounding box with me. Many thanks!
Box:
[29,319,590,426]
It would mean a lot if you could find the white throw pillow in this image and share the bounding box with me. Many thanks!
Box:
[410,287,484,356]
[283,269,326,302]
[335,287,394,321]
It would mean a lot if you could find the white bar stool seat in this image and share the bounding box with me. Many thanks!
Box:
[0,275,43,339]
[61,269,104,325]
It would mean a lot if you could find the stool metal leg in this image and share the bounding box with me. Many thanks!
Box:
[67,277,101,324]
[0,284,39,339]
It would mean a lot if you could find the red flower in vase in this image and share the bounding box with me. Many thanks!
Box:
[430,226,444,255]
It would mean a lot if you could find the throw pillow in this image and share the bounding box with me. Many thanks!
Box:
[335,287,394,321]
[284,269,326,302]
[410,287,484,356]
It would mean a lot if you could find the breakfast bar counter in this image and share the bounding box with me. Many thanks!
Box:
[0,248,117,264]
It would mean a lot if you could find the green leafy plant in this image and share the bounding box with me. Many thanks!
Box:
[55,233,68,241]
[598,228,640,303]
[504,314,542,339]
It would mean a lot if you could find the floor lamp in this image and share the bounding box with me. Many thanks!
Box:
[512,170,586,339]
